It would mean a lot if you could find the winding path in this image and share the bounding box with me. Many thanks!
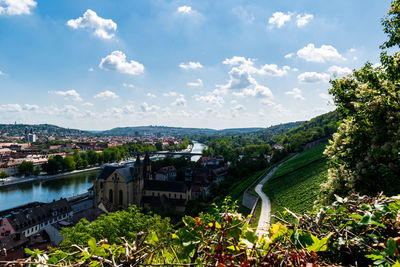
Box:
[254,164,282,236]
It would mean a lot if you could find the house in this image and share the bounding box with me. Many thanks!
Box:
[154,166,177,181]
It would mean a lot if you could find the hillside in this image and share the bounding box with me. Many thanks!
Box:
[100,126,264,136]
[262,144,328,221]
[0,124,90,137]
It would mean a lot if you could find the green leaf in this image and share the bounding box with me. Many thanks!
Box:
[245,230,257,244]
[24,248,34,255]
[391,261,400,267]
[306,233,332,252]
[385,238,397,257]
[88,237,97,252]
[365,250,384,261]
[359,212,372,225]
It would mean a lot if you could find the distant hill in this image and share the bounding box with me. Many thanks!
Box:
[99,126,264,136]
[0,124,90,137]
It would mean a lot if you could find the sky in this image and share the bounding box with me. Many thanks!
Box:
[0,0,391,130]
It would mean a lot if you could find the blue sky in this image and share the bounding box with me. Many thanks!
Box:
[0,0,390,130]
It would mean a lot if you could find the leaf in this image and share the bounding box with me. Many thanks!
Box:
[392,261,400,267]
[245,230,257,244]
[306,233,333,252]
[359,212,372,225]
[385,238,397,257]
[88,237,97,252]
[365,250,384,261]
[24,248,34,255]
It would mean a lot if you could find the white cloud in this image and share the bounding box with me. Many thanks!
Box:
[122,83,135,88]
[284,53,294,59]
[0,104,22,112]
[94,90,119,99]
[230,100,237,105]
[187,78,203,87]
[179,61,203,70]
[0,0,36,15]
[99,51,144,75]
[348,48,357,53]
[194,93,225,106]
[88,68,94,72]
[233,84,273,98]
[51,89,83,102]
[328,65,352,76]
[223,56,254,66]
[297,43,345,63]
[24,104,39,110]
[83,102,94,106]
[285,88,305,100]
[140,102,159,112]
[163,91,177,97]
[296,14,313,27]
[261,99,288,113]
[177,5,192,14]
[231,104,246,117]
[146,93,156,98]
[298,72,330,83]
[260,64,290,76]
[268,12,292,28]
[67,9,117,39]
[172,95,187,106]
[123,104,135,113]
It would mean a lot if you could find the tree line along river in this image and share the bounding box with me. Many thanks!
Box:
[0,142,206,211]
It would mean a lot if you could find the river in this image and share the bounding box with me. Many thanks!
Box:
[0,141,206,212]
[0,170,99,211]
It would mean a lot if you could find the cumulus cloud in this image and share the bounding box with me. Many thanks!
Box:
[0,0,36,15]
[296,13,313,27]
[297,43,345,63]
[163,91,177,97]
[140,102,159,112]
[285,88,305,100]
[177,5,192,14]
[179,61,203,70]
[298,72,330,83]
[88,68,94,72]
[172,95,187,106]
[187,78,203,87]
[319,93,331,100]
[268,11,292,28]
[24,104,40,110]
[233,6,255,23]
[261,99,288,113]
[194,93,225,106]
[231,104,246,117]
[146,93,156,98]
[94,90,119,99]
[99,51,144,75]
[51,89,83,102]
[284,53,294,59]
[122,83,135,88]
[233,84,273,98]
[67,9,117,39]
[0,104,22,112]
[223,56,290,77]
[83,102,94,106]
[328,65,352,76]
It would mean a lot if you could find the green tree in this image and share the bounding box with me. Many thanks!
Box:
[18,161,34,176]
[63,155,76,171]
[0,172,8,179]
[322,1,400,201]
[33,166,41,176]
[155,142,163,151]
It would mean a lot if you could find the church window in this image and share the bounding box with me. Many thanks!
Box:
[109,189,113,202]
[119,190,123,205]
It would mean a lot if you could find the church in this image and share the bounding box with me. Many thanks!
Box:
[93,154,192,214]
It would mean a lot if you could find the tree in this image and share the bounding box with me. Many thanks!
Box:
[0,172,8,179]
[18,161,34,176]
[63,155,76,171]
[33,166,41,176]
[321,0,400,201]
[155,142,163,151]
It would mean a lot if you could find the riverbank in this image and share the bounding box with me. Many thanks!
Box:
[0,167,101,189]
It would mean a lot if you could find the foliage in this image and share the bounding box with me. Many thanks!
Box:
[18,161,34,176]
[381,0,400,49]
[322,56,400,201]
[60,205,172,248]
[33,166,41,176]
[0,171,8,179]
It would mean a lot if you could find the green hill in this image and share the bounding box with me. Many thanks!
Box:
[262,144,328,221]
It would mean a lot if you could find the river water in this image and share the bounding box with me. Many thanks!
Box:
[0,170,99,211]
[0,141,206,212]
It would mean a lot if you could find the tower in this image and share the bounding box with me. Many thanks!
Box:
[143,153,152,180]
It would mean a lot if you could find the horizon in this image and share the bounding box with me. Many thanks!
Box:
[0,0,389,130]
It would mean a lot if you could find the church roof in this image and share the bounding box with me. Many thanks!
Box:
[116,167,135,182]
[144,180,187,193]
[97,165,122,180]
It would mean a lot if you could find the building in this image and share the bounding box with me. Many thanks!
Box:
[154,166,177,181]
[94,154,191,213]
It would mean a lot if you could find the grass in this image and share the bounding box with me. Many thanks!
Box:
[262,144,329,222]
[250,200,262,228]
[228,169,267,202]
